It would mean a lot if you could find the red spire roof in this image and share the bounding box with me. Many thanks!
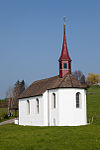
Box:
[59,24,71,61]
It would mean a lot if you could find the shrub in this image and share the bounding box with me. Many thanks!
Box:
[2,112,9,119]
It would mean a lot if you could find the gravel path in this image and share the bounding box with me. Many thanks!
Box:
[0,118,15,125]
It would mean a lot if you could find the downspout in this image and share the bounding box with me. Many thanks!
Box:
[47,90,50,126]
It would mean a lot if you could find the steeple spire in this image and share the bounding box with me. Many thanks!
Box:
[59,20,72,78]
[63,16,67,36]
[64,24,65,34]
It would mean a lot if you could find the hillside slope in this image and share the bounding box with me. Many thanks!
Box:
[87,86,100,124]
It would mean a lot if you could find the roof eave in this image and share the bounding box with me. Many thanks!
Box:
[18,94,43,100]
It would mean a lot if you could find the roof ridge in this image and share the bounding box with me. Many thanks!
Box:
[68,74,73,87]
[57,74,68,87]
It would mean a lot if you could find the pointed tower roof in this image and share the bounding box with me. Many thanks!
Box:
[59,24,71,61]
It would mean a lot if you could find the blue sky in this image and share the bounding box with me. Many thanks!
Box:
[0,0,100,98]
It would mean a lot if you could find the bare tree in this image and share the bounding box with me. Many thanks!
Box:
[13,80,26,108]
[6,87,14,115]
[73,70,86,84]
[6,80,26,116]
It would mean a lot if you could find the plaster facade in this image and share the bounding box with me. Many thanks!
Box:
[19,88,87,126]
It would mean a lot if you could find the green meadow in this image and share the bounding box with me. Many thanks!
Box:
[87,86,100,124]
[0,86,100,150]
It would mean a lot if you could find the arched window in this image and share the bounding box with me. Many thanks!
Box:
[27,100,30,114]
[63,63,67,69]
[52,93,56,108]
[76,92,81,108]
[36,98,39,113]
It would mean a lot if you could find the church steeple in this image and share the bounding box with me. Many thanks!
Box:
[59,22,72,78]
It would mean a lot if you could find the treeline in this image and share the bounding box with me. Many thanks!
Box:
[73,71,100,86]
[6,80,26,111]
[0,80,26,120]
[0,80,26,110]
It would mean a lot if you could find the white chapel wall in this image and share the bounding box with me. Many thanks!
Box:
[48,89,59,126]
[19,95,44,126]
[58,88,87,126]
[19,87,87,126]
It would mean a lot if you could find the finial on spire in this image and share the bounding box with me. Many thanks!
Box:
[63,16,66,34]
[63,16,66,25]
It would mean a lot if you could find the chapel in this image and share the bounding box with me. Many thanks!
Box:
[18,23,87,126]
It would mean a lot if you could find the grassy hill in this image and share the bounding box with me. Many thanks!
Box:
[87,86,100,124]
[0,86,100,150]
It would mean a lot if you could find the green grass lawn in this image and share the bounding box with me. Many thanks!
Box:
[0,86,100,150]
[0,124,100,150]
